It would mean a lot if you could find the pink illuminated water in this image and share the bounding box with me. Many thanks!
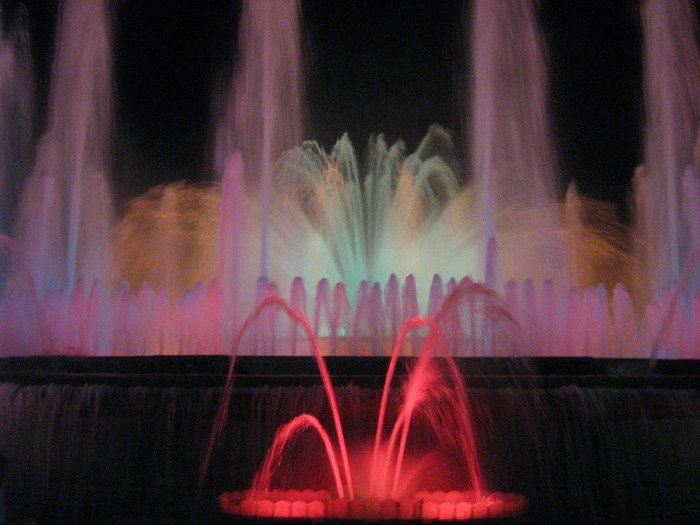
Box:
[632,0,700,308]
[0,0,699,359]
[0,9,32,234]
[214,0,305,279]
[15,0,114,294]
[470,0,564,282]
[249,414,347,500]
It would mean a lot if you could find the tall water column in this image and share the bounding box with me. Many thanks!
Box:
[215,0,305,280]
[634,0,700,298]
[470,0,568,285]
[15,0,115,294]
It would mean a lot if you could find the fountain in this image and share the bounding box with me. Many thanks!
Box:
[211,286,529,520]
[0,0,697,358]
[0,0,697,523]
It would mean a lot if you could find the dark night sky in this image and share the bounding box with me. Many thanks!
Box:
[3,0,685,220]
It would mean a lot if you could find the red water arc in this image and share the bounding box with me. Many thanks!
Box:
[201,294,355,499]
[204,278,523,519]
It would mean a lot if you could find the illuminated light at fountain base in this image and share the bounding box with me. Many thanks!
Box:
[218,489,527,520]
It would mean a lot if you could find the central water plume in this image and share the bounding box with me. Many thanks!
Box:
[270,126,473,302]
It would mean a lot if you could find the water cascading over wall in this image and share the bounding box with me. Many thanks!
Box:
[0,357,696,523]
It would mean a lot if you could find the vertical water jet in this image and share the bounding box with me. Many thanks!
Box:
[16,0,114,295]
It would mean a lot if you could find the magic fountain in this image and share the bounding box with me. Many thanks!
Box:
[0,0,698,523]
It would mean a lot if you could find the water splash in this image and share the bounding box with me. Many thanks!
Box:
[0,235,54,354]
[201,295,354,500]
[249,414,346,500]
[271,126,474,305]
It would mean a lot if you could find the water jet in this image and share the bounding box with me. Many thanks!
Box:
[210,286,531,521]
